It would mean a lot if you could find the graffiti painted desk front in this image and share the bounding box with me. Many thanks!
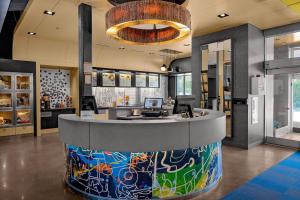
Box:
[58,109,225,200]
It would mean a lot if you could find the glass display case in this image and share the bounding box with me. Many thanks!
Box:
[0,72,33,130]
[0,111,13,127]
[16,75,31,90]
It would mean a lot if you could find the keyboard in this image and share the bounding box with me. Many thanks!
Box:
[141,110,161,117]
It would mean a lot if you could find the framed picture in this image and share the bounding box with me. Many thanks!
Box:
[119,71,132,87]
[135,73,147,88]
[102,72,116,87]
[149,74,159,88]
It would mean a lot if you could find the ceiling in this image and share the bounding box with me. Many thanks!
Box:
[14,0,300,57]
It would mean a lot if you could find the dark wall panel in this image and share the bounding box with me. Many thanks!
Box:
[168,76,176,98]
[192,24,265,149]
[170,57,191,73]
[248,24,265,147]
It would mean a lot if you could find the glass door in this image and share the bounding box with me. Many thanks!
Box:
[292,75,300,138]
[273,74,292,137]
[15,74,33,126]
[265,73,300,147]
[0,73,13,127]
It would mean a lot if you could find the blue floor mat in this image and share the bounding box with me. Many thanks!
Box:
[222,151,300,200]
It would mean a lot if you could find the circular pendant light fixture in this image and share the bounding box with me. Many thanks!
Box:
[107,0,187,6]
[106,0,191,45]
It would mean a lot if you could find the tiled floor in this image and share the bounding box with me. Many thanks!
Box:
[0,134,295,200]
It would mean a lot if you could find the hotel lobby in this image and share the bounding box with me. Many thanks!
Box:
[1,0,300,200]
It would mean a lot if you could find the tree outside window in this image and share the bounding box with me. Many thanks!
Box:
[176,73,192,96]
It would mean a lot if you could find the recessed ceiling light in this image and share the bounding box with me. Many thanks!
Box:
[218,13,229,18]
[184,43,190,46]
[27,32,36,35]
[44,10,55,16]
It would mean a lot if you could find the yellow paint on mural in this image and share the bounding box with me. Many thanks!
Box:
[281,0,300,14]
[196,173,209,189]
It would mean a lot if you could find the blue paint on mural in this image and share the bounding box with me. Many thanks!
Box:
[65,142,222,200]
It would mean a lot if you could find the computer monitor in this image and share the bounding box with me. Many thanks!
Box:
[173,95,195,117]
[144,98,163,110]
[81,96,99,114]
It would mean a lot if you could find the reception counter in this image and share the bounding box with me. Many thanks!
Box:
[58,109,226,200]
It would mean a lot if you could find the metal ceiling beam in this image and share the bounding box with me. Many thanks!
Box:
[0,0,11,33]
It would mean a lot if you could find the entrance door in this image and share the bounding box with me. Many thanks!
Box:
[265,73,300,147]
[273,74,292,137]
[292,75,300,133]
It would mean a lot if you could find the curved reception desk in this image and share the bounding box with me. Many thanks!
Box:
[58,109,225,200]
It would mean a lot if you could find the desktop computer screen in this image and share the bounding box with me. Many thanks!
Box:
[144,98,163,109]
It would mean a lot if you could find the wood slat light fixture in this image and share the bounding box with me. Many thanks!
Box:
[106,0,191,45]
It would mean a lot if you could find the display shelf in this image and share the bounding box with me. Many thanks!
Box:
[0,110,13,127]
[0,75,12,90]
[0,93,12,109]
[16,93,31,108]
[16,109,32,125]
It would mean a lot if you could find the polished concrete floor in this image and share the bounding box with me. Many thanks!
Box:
[279,132,300,141]
[0,134,295,200]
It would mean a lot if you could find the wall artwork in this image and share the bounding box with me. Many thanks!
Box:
[65,142,222,200]
[40,68,71,108]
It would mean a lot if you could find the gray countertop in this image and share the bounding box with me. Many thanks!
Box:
[58,109,226,152]
[59,108,224,124]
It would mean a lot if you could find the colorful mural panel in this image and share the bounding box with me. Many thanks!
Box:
[65,142,222,200]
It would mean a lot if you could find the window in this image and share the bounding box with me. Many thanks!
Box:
[176,73,192,96]
[291,47,300,58]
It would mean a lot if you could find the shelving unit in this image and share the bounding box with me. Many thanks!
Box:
[223,62,232,138]
[200,70,208,108]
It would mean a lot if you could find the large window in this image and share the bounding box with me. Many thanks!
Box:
[291,47,300,58]
[176,73,192,96]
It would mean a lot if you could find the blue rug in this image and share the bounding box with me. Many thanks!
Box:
[222,151,300,200]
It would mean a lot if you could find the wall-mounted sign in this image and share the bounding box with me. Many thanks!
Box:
[102,72,116,87]
[119,72,132,87]
[149,74,159,88]
[135,73,147,87]
[85,74,92,85]
[84,62,93,74]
